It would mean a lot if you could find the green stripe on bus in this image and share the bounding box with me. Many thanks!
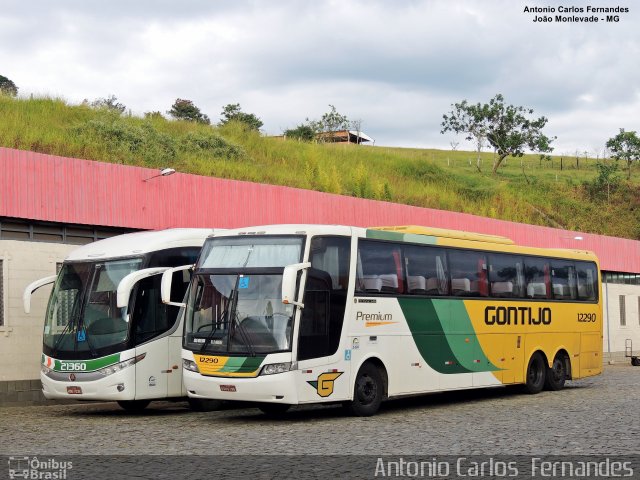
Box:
[398,298,471,374]
[47,353,121,372]
[365,230,438,245]
[220,356,265,373]
[433,300,499,372]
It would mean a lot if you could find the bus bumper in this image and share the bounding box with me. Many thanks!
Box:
[40,370,136,401]
[183,369,299,404]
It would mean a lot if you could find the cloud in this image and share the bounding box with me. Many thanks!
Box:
[1,0,638,151]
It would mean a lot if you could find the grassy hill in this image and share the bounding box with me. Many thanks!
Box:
[2,95,639,239]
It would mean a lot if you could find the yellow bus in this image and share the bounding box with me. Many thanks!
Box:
[169,224,602,416]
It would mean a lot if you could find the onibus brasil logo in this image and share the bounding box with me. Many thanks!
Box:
[8,456,72,479]
[307,372,343,397]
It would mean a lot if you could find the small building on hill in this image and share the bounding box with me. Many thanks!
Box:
[316,130,374,144]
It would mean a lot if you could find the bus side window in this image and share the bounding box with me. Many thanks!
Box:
[524,257,550,299]
[356,240,403,294]
[403,245,449,295]
[551,261,578,300]
[488,254,524,298]
[576,262,598,301]
[448,250,487,297]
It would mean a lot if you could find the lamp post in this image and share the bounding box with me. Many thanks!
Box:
[143,168,176,182]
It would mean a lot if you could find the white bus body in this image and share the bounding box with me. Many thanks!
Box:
[174,224,602,416]
[24,228,218,411]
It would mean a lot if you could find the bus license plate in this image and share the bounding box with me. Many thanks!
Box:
[67,386,82,394]
[220,385,236,392]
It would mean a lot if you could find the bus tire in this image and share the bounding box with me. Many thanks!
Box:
[117,400,150,412]
[544,354,567,391]
[188,398,222,412]
[258,403,290,417]
[346,362,384,417]
[523,352,546,394]
[631,357,640,367]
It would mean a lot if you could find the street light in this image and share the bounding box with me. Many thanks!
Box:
[143,168,176,182]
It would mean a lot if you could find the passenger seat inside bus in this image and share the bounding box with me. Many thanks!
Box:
[362,274,399,293]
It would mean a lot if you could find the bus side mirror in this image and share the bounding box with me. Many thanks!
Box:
[161,264,193,307]
[282,262,311,308]
[116,267,170,308]
[23,275,57,314]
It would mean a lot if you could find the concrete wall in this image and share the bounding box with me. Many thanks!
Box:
[0,240,77,382]
[603,282,640,361]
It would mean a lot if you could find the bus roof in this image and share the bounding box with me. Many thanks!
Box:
[207,224,599,264]
[65,228,218,262]
[372,225,515,245]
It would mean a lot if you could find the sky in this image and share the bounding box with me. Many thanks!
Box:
[1,0,638,154]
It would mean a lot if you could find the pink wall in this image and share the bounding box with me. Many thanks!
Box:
[2,147,639,272]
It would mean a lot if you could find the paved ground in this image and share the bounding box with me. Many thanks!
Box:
[1,365,638,457]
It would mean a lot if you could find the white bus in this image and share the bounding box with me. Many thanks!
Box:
[24,228,220,412]
[163,224,602,416]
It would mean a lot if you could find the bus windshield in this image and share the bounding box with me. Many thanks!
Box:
[185,274,295,354]
[185,235,304,354]
[43,258,143,356]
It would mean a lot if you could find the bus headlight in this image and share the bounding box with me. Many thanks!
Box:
[182,359,200,373]
[41,364,52,375]
[97,353,146,377]
[260,362,292,375]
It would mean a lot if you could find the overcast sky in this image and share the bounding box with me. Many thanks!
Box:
[2,0,638,154]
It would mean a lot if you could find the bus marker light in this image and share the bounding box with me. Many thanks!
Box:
[303,370,313,374]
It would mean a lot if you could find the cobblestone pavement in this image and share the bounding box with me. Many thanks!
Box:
[1,365,638,456]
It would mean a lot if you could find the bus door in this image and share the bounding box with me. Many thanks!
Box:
[131,276,172,399]
[296,237,351,403]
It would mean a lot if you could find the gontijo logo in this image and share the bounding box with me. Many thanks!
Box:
[307,372,343,397]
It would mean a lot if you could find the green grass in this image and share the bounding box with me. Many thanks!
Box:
[2,95,639,239]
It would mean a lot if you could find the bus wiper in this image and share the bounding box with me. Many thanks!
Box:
[227,277,255,357]
[200,277,237,353]
[200,319,225,353]
[232,310,255,357]
[51,317,74,357]
[81,322,99,358]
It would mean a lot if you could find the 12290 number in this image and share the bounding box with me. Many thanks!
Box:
[577,313,597,323]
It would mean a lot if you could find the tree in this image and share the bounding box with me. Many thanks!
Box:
[219,103,263,131]
[591,161,621,203]
[606,128,640,180]
[441,94,554,174]
[311,105,349,142]
[284,124,315,142]
[0,74,18,96]
[91,94,126,114]
[168,98,210,124]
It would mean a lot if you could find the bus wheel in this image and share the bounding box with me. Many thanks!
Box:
[631,357,640,367]
[347,362,383,417]
[523,352,546,394]
[117,400,151,412]
[258,403,291,417]
[188,398,222,412]
[544,354,567,391]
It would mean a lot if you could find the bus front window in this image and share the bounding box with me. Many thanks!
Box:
[185,236,304,355]
[185,274,294,354]
[43,259,143,356]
